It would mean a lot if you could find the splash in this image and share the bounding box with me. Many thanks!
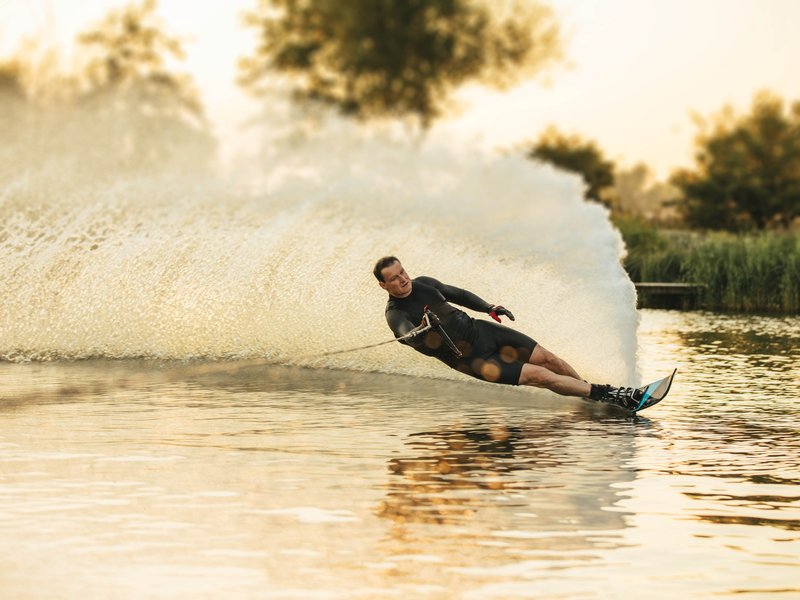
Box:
[0,118,638,384]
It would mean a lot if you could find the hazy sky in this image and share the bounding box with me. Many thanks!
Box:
[2,0,799,178]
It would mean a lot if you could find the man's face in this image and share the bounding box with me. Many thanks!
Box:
[379,261,412,298]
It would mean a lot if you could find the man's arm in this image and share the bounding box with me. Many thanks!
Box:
[416,276,492,313]
[386,309,428,350]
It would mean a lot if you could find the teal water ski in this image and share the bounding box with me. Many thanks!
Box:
[597,369,677,412]
[633,369,677,411]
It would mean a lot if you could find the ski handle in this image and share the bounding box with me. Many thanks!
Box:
[421,307,463,359]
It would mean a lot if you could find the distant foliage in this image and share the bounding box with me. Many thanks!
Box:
[0,60,26,103]
[612,163,680,223]
[0,0,215,179]
[684,233,800,312]
[672,92,800,230]
[528,127,616,204]
[239,0,563,127]
[76,0,215,171]
[0,50,77,179]
[0,60,27,145]
[617,218,800,312]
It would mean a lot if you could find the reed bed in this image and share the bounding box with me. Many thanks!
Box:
[616,218,800,312]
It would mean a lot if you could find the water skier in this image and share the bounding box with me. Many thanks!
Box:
[374,256,647,410]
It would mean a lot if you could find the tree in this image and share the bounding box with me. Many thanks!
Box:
[0,46,78,175]
[528,127,616,204]
[612,163,680,223]
[0,61,27,102]
[239,0,563,127]
[672,92,800,230]
[0,60,30,179]
[76,0,215,170]
[0,60,27,139]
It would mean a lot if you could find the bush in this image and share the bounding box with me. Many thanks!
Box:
[682,232,800,312]
[616,217,799,312]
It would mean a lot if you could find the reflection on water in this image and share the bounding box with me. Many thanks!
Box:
[636,311,800,545]
[1,310,799,598]
[378,417,635,528]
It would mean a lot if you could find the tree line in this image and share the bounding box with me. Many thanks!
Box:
[531,93,800,231]
[2,0,797,232]
[1,0,214,180]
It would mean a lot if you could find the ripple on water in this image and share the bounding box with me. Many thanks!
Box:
[0,311,798,598]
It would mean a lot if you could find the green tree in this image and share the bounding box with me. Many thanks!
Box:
[76,0,214,170]
[612,163,680,223]
[0,60,30,179]
[528,127,616,204]
[672,92,800,230]
[0,45,78,174]
[239,0,563,127]
[0,60,27,139]
[0,61,27,102]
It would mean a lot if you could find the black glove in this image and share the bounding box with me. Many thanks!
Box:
[489,305,515,323]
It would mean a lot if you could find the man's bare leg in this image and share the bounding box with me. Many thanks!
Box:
[517,362,591,397]
[528,345,583,380]
[518,345,589,397]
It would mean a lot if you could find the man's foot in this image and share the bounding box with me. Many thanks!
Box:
[589,384,643,411]
[603,386,643,410]
[588,383,611,402]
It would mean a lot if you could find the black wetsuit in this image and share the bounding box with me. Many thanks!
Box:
[385,276,537,385]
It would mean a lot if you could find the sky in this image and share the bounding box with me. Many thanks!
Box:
[2,0,800,178]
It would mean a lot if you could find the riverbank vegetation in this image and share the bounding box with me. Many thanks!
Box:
[615,218,799,312]
[529,93,800,313]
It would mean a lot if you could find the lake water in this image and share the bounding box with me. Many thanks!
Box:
[1,309,798,599]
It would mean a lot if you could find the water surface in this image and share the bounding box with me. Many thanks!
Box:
[1,310,798,598]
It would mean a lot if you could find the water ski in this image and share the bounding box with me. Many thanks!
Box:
[591,369,677,412]
[631,368,677,412]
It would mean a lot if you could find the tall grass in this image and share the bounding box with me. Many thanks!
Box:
[615,217,800,312]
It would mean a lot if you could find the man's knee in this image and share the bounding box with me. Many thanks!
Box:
[531,345,559,369]
[518,363,559,387]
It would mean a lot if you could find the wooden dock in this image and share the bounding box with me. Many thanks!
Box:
[634,282,705,310]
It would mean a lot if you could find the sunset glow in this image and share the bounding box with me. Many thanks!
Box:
[3,0,799,176]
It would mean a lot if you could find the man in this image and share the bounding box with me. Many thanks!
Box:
[374,256,638,409]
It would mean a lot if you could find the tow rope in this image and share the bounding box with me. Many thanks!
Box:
[303,309,462,360]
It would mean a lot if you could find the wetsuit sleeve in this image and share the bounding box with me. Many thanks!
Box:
[386,309,426,349]
[416,276,493,313]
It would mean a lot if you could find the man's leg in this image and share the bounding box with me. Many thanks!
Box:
[517,345,590,397]
[517,362,590,397]
[469,321,589,397]
[528,345,583,380]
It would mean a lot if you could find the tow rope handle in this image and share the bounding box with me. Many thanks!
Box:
[422,307,463,359]
[420,306,439,331]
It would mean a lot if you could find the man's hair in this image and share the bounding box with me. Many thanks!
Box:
[373,256,399,282]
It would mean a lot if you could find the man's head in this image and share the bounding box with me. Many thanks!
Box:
[374,256,412,298]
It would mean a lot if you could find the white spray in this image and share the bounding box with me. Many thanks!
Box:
[0,115,639,385]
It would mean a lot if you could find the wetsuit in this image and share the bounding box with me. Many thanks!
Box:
[385,276,537,385]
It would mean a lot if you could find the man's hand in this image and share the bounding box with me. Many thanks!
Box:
[489,305,515,323]
[422,307,441,327]
[402,309,440,341]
